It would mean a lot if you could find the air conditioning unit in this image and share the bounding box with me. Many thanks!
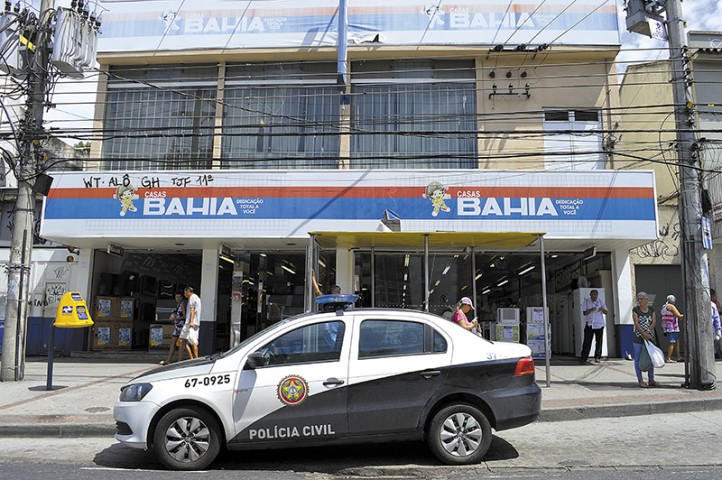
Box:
[496,308,519,325]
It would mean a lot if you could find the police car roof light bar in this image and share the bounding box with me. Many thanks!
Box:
[316,294,359,312]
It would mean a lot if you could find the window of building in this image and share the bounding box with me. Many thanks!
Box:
[350,60,477,169]
[543,109,604,170]
[221,62,340,169]
[102,65,218,171]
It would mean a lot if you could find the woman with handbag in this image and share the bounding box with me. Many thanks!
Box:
[661,294,684,363]
[632,292,657,388]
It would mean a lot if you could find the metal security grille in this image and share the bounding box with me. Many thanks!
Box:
[103,88,217,171]
[351,83,477,169]
[221,85,340,169]
[542,109,603,170]
[350,60,477,169]
[99,61,478,171]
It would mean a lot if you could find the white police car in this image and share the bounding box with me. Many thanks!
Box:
[114,295,541,470]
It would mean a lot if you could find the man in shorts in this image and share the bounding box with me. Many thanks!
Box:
[179,286,201,360]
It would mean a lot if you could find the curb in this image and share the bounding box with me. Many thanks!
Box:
[3,397,722,437]
[540,396,722,422]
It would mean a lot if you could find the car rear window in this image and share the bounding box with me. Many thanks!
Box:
[359,319,447,358]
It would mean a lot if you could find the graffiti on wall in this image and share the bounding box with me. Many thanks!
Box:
[45,282,67,308]
[50,265,71,280]
[1,202,59,245]
[632,220,681,260]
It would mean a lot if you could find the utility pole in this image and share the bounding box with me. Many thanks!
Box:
[625,0,715,389]
[1,0,54,381]
[666,0,715,389]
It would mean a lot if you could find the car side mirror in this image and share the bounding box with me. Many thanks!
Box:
[245,352,264,370]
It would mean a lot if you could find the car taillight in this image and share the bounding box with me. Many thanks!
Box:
[514,356,535,376]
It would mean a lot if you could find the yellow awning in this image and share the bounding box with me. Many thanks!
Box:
[310,231,544,250]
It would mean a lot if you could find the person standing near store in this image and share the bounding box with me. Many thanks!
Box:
[712,295,722,359]
[453,297,479,332]
[179,286,201,360]
[632,291,657,388]
[312,270,341,297]
[580,289,608,364]
[660,294,684,363]
[311,270,342,348]
[160,292,190,365]
[712,289,721,314]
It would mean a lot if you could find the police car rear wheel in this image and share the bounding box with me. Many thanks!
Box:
[427,403,492,465]
[153,407,221,471]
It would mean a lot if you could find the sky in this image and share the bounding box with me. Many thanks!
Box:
[35,0,722,139]
[617,0,722,69]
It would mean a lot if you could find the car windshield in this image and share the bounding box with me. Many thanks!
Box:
[222,312,317,357]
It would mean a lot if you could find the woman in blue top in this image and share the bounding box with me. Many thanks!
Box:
[632,291,657,388]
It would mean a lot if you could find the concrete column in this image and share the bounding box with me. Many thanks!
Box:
[612,249,634,359]
[212,63,226,169]
[90,63,109,170]
[69,249,94,295]
[199,248,219,355]
[336,248,354,294]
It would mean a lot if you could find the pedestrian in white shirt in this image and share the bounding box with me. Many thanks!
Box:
[179,286,201,360]
[580,289,608,363]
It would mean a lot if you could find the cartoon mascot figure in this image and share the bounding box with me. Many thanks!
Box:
[114,184,139,217]
[423,181,451,217]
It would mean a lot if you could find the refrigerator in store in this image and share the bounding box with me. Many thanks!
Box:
[526,307,550,359]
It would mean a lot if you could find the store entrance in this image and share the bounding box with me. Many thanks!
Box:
[90,250,202,352]
[214,257,234,352]
[236,251,307,340]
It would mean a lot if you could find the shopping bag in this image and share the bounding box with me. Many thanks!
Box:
[638,342,652,372]
[187,326,199,346]
[645,339,665,368]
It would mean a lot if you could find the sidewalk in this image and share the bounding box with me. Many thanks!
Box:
[1,355,721,437]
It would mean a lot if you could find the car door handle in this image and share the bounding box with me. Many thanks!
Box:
[323,378,345,387]
[420,370,441,379]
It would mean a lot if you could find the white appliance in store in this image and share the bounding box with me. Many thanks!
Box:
[526,307,550,359]
[491,308,520,343]
[496,308,520,325]
[489,323,520,343]
[573,288,608,358]
[551,294,573,354]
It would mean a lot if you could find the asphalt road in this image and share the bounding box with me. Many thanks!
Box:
[1,410,721,479]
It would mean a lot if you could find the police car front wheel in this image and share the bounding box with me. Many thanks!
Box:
[427,403,492,465]
[153,406,222,471]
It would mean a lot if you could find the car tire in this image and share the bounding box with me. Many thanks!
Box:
[153,406,222,471]
[427,403,492,465]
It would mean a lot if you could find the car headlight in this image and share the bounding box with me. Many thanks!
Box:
[119,383,153,402]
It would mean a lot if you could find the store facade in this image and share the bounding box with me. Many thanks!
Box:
[39,169,657,358]
[12,0,651,359]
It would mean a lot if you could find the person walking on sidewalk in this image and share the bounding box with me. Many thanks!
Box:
[580,289,608,364]
[632,291,657,388]
[179,286,201,360]
[160,292,191,365]
[661,294,684,363]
